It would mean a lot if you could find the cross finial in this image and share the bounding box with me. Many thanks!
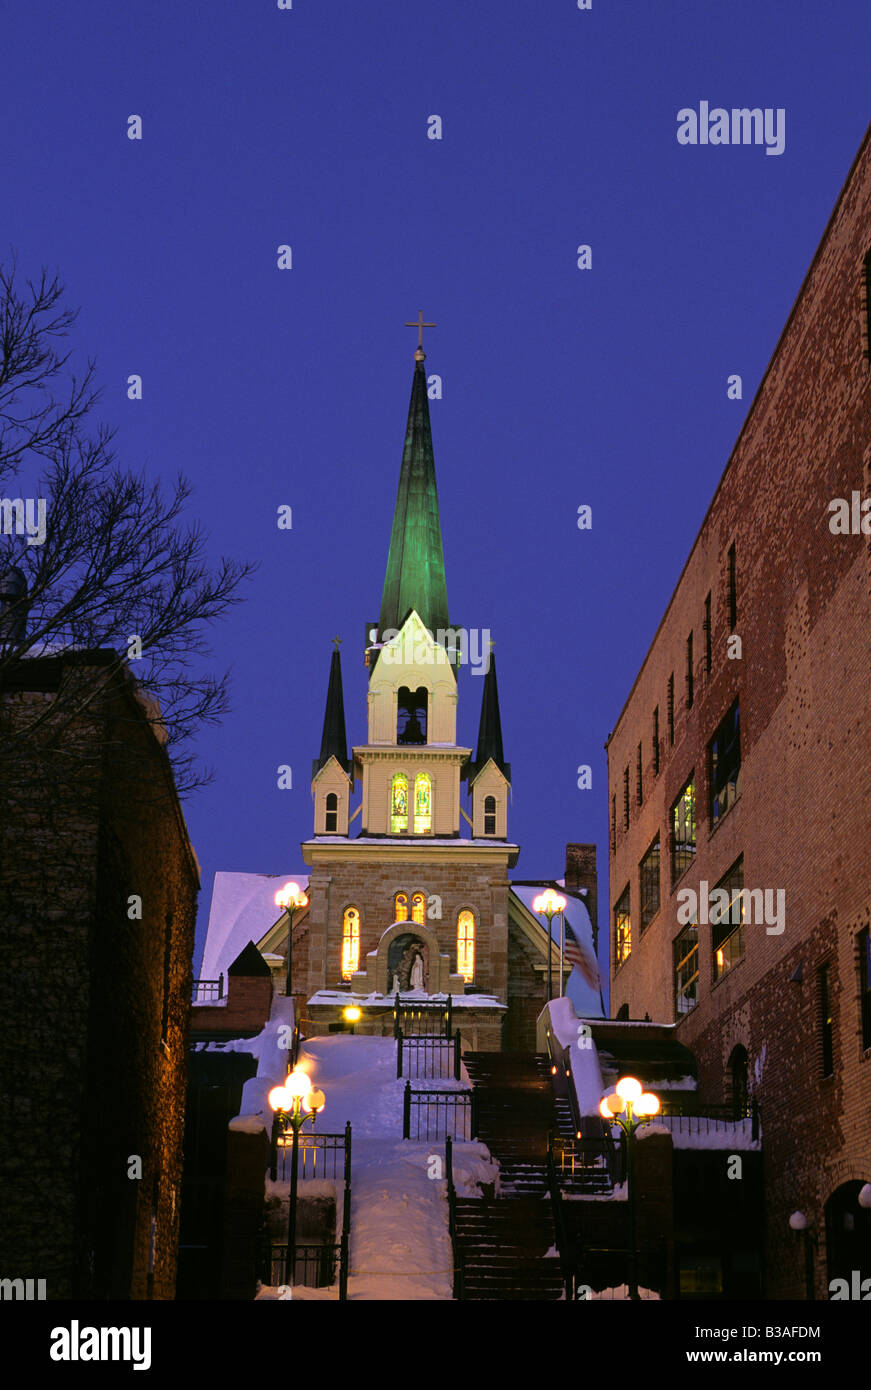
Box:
[332,635,342,652]
[405,310,436,358]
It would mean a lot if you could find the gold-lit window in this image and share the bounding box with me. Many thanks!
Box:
[394,892,408,923]
[391,774,409,833]
[457,910,475,982]
[341,907,360,979]
[614,886,631,967]
[413,773,432,834]
[411,892,426,925]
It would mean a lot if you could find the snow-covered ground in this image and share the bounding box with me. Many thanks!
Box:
[257,1034,497,1301]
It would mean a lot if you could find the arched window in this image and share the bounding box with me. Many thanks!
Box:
[341,908,360,980]
[390,774,409,833]
[411,892,426,925]
[394,892,408,923]
[457,910,475,982]
[325,791,338,833]
[413,773,432,834]
[484,795,496,835]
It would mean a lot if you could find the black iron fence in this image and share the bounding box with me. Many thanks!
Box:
[266,1241,340,1290]
[445,1135,466,1300]
[272,1124,352,1185]
[191,975,224,1003]
[393,993,452,1039]
[396,1029,461,1081]
[402,1083,475,1141]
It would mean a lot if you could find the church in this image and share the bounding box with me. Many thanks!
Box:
[200,326,602,1051]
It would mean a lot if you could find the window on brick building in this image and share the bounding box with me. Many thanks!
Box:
[686,631,694,709]
[394,892,409,922]
[728,544,737,632]
[727,1044,750,1118]
[614,885,631,967]
[636,743,643,806]
[411,892,426,924]
[704,593,712,674]
[667,674,675,745]
[325,791,338,833]
[858,928,871,1050]
[161,912,173,1045]
[640,836,660,932]
[610,794,617,856]
[671,777,696,882]
[820,963,834,1077]
[341,907,360,979]
[864,248,871,360]
[623,766,630,830]
[709,698,741,827]
[673,923,699,1018]
[712,858,745,981]
[653,706,660,775]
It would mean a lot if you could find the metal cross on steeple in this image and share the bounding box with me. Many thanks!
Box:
[405,311,436,353]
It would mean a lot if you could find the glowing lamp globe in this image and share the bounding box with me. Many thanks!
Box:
[533,890,567,916]
[605,1093,626,1115]
[303,1088,326,1115]
[789,1211,808,1231]
[636,1093,660,1117]
[268,1085,291,1113]
[286,1068,312,1100]
[344,1006,362,1024]
[616,1076,643,1104]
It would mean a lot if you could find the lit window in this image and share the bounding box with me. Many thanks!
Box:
[709,699,741,826]
[325,791,338,833]
[390,773,409,833]
[712,858,744,981]
[671,778,696,882]
[484,795,496,835]
[457,910,475,982]
[413,773,432,834]
[614,885,631,967]
[640,837,660,932]
[394,892,408,922]
[411,892,426,925]
[341,908,360,980]
[673,924,699,1018]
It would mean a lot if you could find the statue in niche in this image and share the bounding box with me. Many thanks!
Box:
[391,971,401,995]
[410,952,425,992]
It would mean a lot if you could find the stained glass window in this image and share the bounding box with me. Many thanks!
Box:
[411,892,426,925]
[391,774,408,833]
[341,908,360,980]
[394,892,408,922]
[457,910,475,982]
[413,773,432,834]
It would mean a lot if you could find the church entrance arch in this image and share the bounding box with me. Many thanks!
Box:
[825,1180,871,1293]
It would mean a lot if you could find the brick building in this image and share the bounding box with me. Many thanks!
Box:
[0,650,199,1298]
[605,125,871,1297]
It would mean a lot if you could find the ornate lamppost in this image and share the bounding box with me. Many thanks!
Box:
[274,881,309,1000]
[268,1067,326,1285]
[599,1076,660,1301]
[533,889,566,1002]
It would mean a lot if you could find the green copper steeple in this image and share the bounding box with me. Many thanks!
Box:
[378,354,450,642]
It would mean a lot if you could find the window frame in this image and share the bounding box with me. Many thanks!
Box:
[614,884,631,968]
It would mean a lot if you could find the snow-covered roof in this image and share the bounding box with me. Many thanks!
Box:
[510,885,604,1019]
[200,870,309,982]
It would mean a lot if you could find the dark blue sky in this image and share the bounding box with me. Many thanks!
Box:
[3,2,869,980]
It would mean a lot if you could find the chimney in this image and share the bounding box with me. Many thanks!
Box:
[565,843,597,928]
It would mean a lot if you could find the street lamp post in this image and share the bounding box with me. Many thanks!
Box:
[268,1068,326,1286]
[533,889,567,1003]
[788,1212,817,1301]
[599,1076,660,1301]
[274,881,309,1001]
[343,1005,362,1035]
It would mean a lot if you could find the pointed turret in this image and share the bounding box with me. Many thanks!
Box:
[471,653,510,783]
[377,355,450,643]
[313,645,350,777]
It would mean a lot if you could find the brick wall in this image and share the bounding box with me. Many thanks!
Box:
[605,127,871,1296]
